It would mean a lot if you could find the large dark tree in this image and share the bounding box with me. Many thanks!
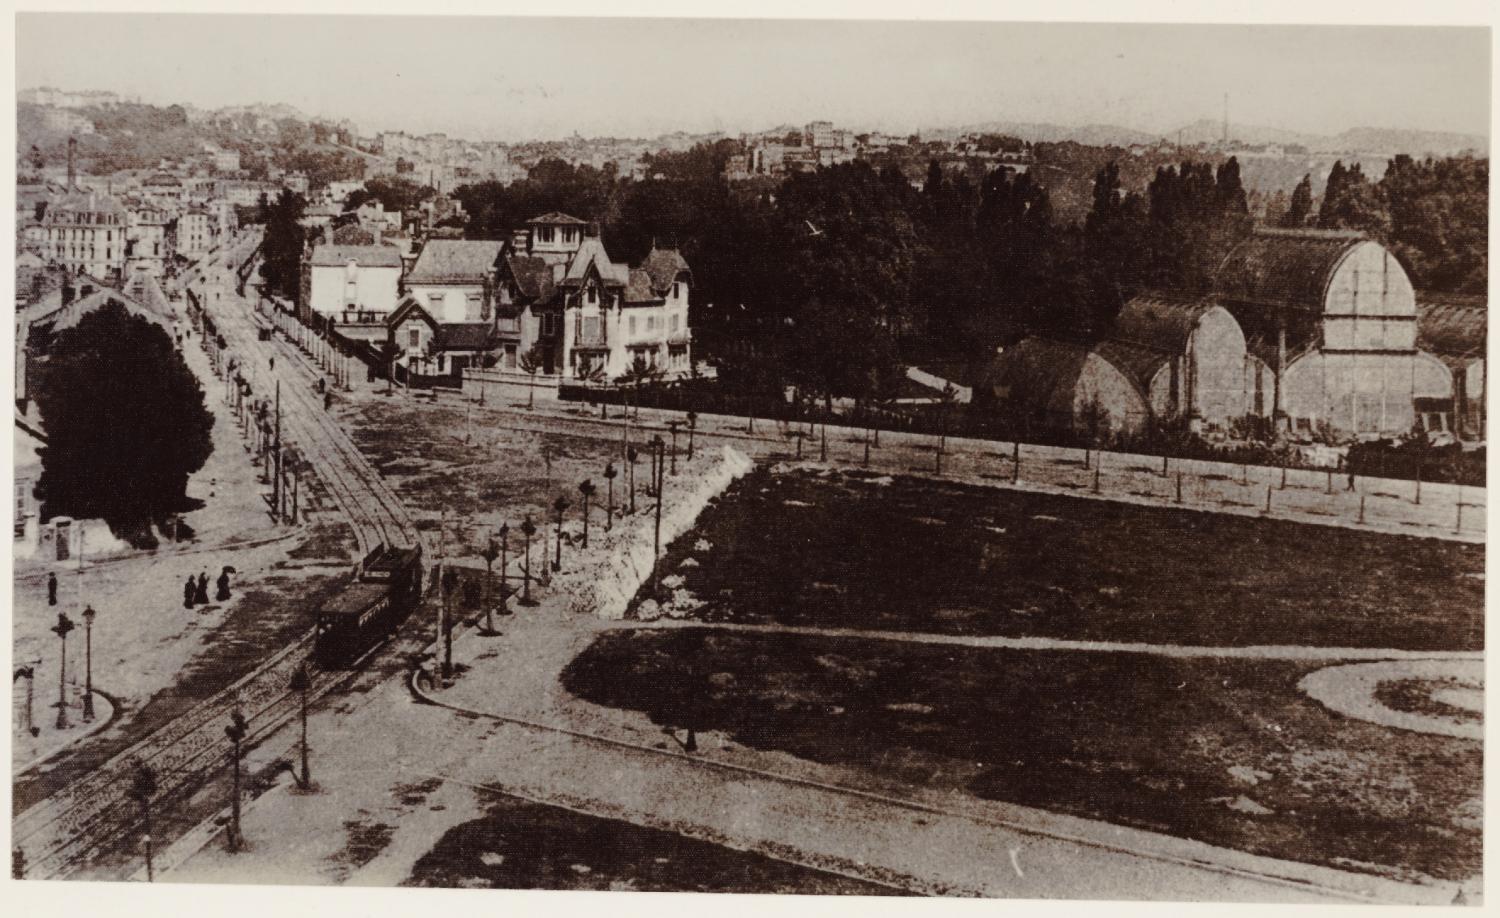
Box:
[34,302,214,546]
[1282,173,1314,228]
[259,189,307,301]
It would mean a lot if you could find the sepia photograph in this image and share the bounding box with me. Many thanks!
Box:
[6,2,1492,912]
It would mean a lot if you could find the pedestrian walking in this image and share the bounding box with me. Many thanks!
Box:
[216,567,232,602]
[184,576,197,609]
[324,391,333,411]
[195,572,210,606]
[47,572,57,607]
[269,357,275,372]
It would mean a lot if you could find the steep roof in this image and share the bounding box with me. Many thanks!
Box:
[1111,293,1216,354]
[310,243,403,268]
[503,254,557,302]
[641,246,691,294]
[407,239,504,284]
[44,190,127,220]
[1416,297,1486,364]
[624,268,660,305]
[526,212,589,226]
[1215,228,1367,313]
[561,237,629,288]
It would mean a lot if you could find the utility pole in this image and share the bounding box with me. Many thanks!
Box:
[652,436,665,599]
[225,709,248,852]
[289,666,311,788]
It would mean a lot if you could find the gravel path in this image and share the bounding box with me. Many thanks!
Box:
[632,620,1483,662]
[1299,660,1483,740]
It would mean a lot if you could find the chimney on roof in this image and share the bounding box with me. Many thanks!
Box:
[80,283,95,300]
[67,137,77,191]
[585,221,601,239]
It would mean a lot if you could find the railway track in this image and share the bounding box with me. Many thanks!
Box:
[13,249,418,880]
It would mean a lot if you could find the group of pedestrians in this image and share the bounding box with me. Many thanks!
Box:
[183,567,234,609]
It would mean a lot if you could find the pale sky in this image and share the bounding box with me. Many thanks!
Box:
[15,13,1492,143]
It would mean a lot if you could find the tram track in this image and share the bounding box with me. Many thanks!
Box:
[13,246,418,880]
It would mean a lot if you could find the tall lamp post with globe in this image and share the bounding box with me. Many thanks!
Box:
[81,604,97,722]
[50,612,75,730]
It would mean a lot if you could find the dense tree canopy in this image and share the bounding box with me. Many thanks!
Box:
[259,189,307,301]
[34,302,214,544]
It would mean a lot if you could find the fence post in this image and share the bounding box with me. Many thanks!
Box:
[1265,484,1272,514]
[1358,494,1366,525]
[1175,471,1182,504]
[1455,500,1463,534]
[1012,442,1020,484]
[1092,465,1100,493]
[1161,454,1168,478]
[1326,469,1333,495]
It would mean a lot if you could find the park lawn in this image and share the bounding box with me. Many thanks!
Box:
[342,399,629,557]
[562,629,1481,883]
[652,467,1482,651]
[403,789,898,894]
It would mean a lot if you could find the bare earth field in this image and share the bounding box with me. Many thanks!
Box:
[562,630,1481,883]
[648,467,1483,651]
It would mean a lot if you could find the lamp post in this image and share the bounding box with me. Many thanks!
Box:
[627,447,640,514]
[552,494,571,572]
[579,480,596,548]
[288,666,311,789]
[81,604,96,722]
[603,463,617,531]
[128,761,157,882]
[50,611,75,730]
[480,534,500,634]
[501,525,513,618]
[225,709,248,852]
[520,516,536,606]
[686,411,697,461]
[652,436,666,598]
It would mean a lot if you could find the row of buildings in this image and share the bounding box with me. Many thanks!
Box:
[297,212,694,386]
[985,228,1485,442]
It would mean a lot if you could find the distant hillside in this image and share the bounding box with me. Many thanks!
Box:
[1327,126,1487,156]
[1172,118,1487,157]
[954,120,1160,147]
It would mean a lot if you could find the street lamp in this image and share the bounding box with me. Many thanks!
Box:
[480,534,501,634]
[652,436,666,598]
[627,447,640,514]
[224,709,248,852]
[288,666,311,789]
[81,605,96,722]
[552,494,571,572]
[578,480,596,549]
[497,522,511,616]
[603,463,617,532]
[128,761,158,882]
[50,611,75,730]
[519,516,538,605]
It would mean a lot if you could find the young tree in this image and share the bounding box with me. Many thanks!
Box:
[518,342,547,409]
[34,302,214,546]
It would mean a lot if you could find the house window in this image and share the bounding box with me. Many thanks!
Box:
[671,314,681,332]
[467,292,482,319]
[583,316,601,342]
[408,327,421,349]
[629,315,637,337]
[541,313,560,337]
[587,286,597,305]
[15,480,28,538]
[505,345,517,369]
[673,281,682,299]
[538,226,555,243]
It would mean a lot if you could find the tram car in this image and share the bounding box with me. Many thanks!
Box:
[313,543,424,666]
